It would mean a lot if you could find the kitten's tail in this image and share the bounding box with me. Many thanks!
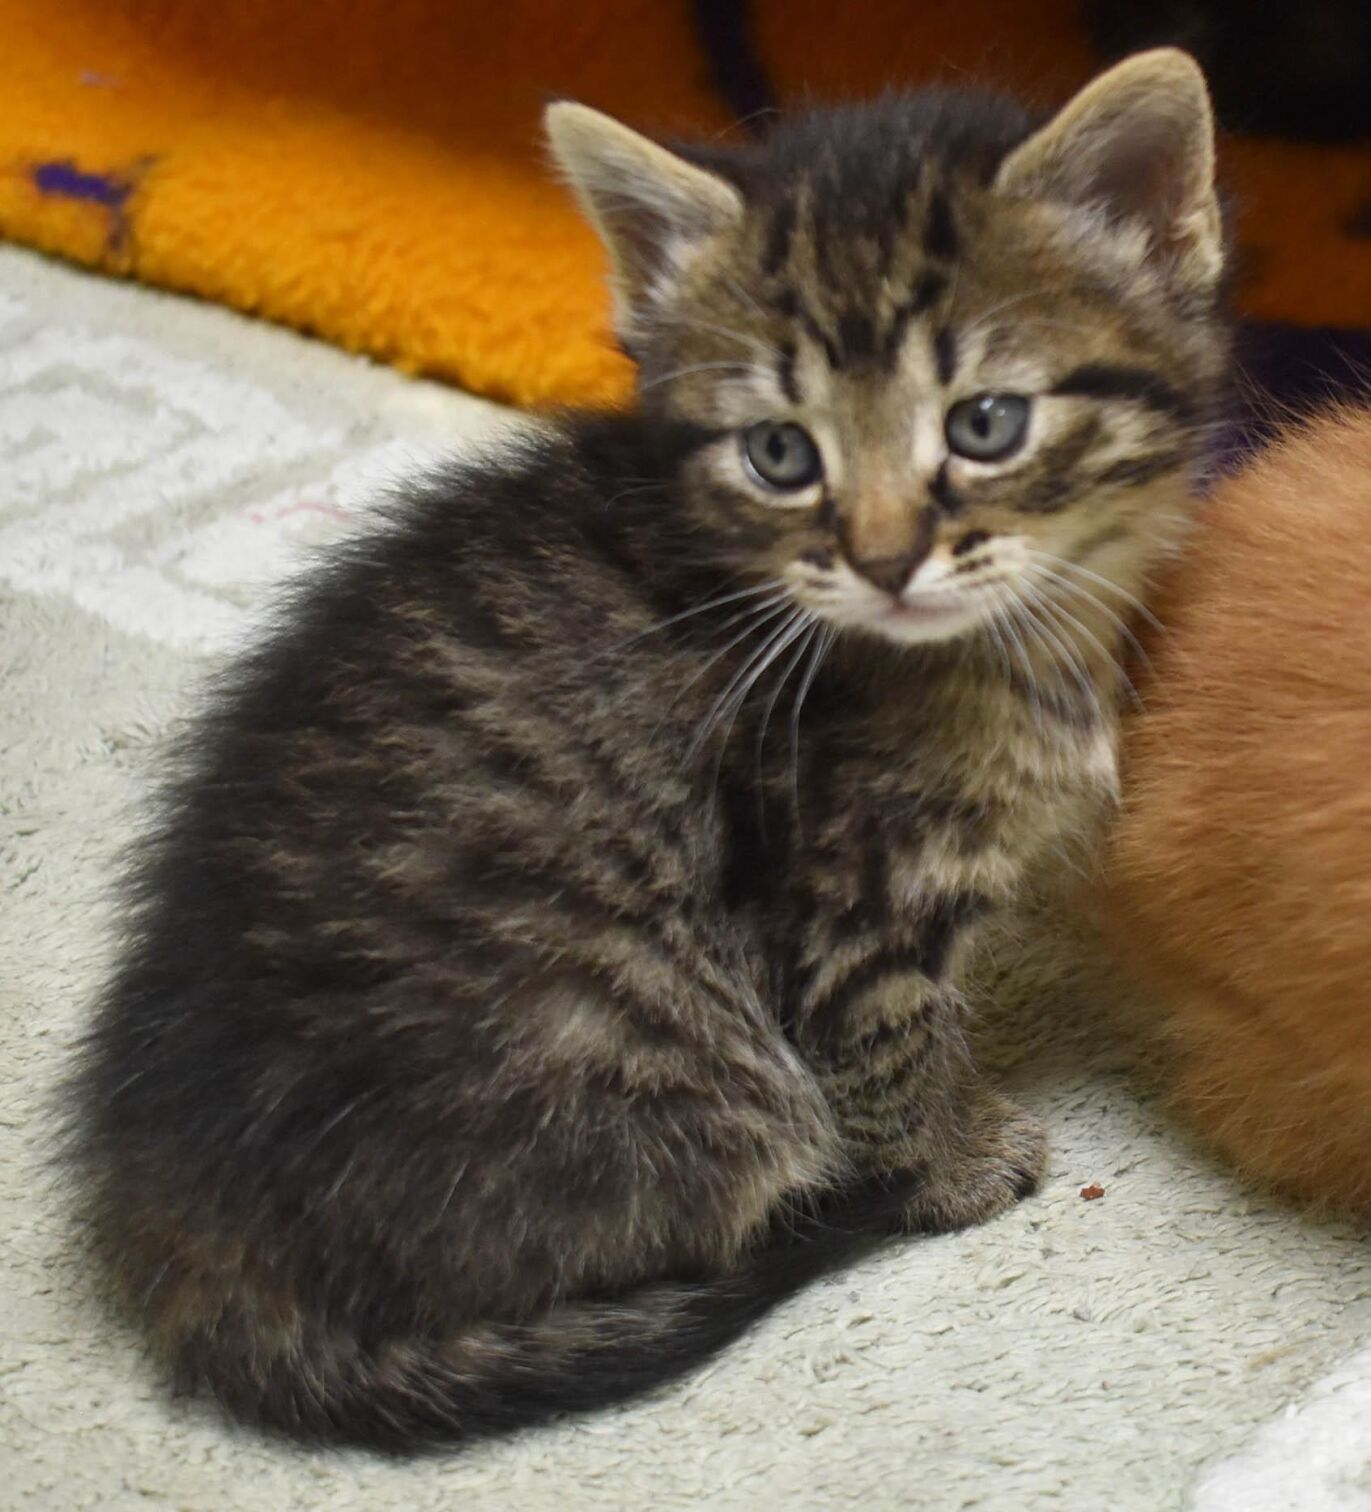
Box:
[190,1174,917,1454]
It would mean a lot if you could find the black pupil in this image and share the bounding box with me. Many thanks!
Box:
[947,392,1028,461]
[767,432,789,464]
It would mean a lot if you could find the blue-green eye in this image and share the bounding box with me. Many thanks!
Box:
[945,393,1030,462]
[742,422,823,491]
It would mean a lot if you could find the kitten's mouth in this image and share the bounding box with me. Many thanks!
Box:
[867,591,987,644]
[884,596,967,623]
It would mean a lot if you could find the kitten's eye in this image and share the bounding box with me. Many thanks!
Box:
[945,393,1030,462]
[741,422,823,492]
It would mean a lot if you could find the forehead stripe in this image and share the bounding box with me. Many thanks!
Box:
[933,326,958,386]
[776,339,801,404]
[910,268,948,312]
[878,270,947,367]
[774,286,842,370]
[1096,450,1188,488]
[762,198,796,276]
[923,187,959,261]
[1052,363,1194,422]
[836,309,878,365]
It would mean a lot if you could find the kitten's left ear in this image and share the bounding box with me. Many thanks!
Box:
[545,102,744,346]
[995,49,1222,293]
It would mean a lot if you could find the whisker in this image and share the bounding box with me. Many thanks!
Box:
[690,606,806,764]
[600,482,669,511]
[959,285,1069,343]
[992,596,1044,720]
[1018,577,1111,672]
[753,617,820,808]
[673,594,794,686]
[1046,593,1141,710]
[977,590,1015,683]
[638,361,771,392]
[1025,594,1096,704]
[987,316,1096,338]
[641,312,781,361]
[606,581,787,658]
[642,595,795,746]
[719,271,776,328]
[688,609,809,801]
[1019,578,1137,709]
[1024,549,1165,635]
[789,624,836,823]
[1011,592,1095,709]
[707,612,813,802]
[1007,601,1065,697]
[1025,562,1151,670]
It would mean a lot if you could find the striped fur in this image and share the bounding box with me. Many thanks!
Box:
[67,52,1230,1451]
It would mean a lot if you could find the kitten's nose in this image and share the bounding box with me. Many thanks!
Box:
[840,501,935,598]
[850,552,919,596]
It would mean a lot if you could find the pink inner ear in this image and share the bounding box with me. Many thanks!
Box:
[995,54,1219,288]
[1095,129,1182,227]
[1091,120,1212,268]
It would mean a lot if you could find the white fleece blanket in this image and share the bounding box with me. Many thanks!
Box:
[2,245,1367,1511]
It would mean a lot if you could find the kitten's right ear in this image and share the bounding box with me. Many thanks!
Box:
[545,102,744,346]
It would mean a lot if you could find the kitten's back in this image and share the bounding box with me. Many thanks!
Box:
[1102,406,1371,1211]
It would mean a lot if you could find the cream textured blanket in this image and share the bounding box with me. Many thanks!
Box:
[2,246,1367,1510]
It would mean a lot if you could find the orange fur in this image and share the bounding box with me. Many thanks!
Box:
[1102,406,1371,1214]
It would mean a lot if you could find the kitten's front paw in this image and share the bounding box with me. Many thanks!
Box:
[903,1088,1046,1235]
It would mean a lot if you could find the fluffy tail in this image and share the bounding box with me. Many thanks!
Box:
[188,1175,917,1454]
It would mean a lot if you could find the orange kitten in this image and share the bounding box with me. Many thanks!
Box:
[1102,405,1371,1214]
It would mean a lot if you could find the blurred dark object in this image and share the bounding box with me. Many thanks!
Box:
[1083,0,1371,142]
[1218,322,1371,470]
[693,0,776,129]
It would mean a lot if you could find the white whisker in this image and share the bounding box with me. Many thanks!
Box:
[638,361,771,391]
[706,613,813,804]
[641,594,795,746]
[789,624,836,823]
[689,607,807,767]
[1025,548,1165,635]
[992,595,1044,720]
[753,617,820,799]
[719,271,776,328]
[606,581,787,657]
[642,312,781,361]
[977,590,1015,683]
[600,481,669,511]
[960,285,1069,344]
[1025,561,1151,670]
[1019,577,1135,709]
[665,592,792,689]
[1014,594,1099,715]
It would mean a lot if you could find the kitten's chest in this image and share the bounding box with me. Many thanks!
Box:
[723,686,1114,928]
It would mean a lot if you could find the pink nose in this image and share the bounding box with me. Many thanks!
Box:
[849,552,920,596]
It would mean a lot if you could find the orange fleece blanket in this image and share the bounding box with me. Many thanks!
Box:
[0,1,1365,408]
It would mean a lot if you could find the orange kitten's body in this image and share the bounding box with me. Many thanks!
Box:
[1103,406,1371,1213]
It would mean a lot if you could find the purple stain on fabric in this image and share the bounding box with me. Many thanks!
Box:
[31,159,134,210]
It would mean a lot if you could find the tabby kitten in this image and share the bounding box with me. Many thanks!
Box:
[69,51,1229,1452]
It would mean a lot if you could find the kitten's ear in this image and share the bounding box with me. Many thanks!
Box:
[545,102,744,344]
[994,49,1222,292]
